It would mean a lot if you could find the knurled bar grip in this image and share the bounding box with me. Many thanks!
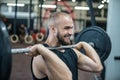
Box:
[11,48,31,54]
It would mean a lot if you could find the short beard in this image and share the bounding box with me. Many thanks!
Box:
[57,32,71,45]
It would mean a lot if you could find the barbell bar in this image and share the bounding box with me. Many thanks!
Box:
[0,20,111,80]
[11,42,95,54]
[11,45,77,54]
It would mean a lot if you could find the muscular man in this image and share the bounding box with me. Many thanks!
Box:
[26,12,103,80]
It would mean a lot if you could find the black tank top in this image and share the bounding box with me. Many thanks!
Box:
[31,44,78,80]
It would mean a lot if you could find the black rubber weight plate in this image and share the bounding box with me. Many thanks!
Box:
[75,26,111,62]
[0,20,12,80]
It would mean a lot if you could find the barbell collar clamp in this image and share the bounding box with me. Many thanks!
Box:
[88,42,95,47]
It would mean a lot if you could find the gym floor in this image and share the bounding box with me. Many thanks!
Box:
[10,43,100,80]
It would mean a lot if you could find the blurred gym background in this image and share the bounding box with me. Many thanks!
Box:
[0,0,120,80]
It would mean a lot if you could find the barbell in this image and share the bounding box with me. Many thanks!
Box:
[0,20,111,80]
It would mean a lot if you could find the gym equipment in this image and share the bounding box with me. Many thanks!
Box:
[24,0,33,44]
[0,20,12,80]
[24,35,34,44]
[10,0,19,43]
[10,34,19,43]
[36,32,44,42]
[75,26,111,62]
[0,20,111,79]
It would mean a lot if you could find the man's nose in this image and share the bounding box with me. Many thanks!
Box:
[68,29,74,34]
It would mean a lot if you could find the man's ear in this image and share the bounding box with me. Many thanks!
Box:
[50,25,57,33]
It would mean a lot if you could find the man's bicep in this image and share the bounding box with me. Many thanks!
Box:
[32,55,48,79]
[73,49,98,72]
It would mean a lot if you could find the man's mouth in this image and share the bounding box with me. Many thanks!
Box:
[64,35,71,40]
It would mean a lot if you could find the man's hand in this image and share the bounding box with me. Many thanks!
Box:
[25,44,44,57]
[75,42,84,50]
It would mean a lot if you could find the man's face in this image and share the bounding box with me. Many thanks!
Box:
[57,29,72,45]
[56,17,74,45]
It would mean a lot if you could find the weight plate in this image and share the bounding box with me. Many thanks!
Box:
[0,20,12,80]
[75,26,111,62]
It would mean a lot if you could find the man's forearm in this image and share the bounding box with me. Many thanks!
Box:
[81,42,101,64]
[37,45,72,80]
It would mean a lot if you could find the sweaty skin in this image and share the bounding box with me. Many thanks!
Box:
[26,12,103,80]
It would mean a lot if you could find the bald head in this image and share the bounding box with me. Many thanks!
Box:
[48,12,72,27]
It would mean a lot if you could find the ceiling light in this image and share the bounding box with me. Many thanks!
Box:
[74,6,89,10]
[39,5,56,8]
[72,0,76,2]
[7,3,25,7]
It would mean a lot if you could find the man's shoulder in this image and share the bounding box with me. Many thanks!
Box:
[33,55,45,65]
[32,55,47,70]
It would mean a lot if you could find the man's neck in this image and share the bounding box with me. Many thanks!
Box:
[45,34,68,52]
[45,36,60,47]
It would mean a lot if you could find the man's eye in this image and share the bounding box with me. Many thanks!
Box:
[64,26,73,29]
[64,27,70,29]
